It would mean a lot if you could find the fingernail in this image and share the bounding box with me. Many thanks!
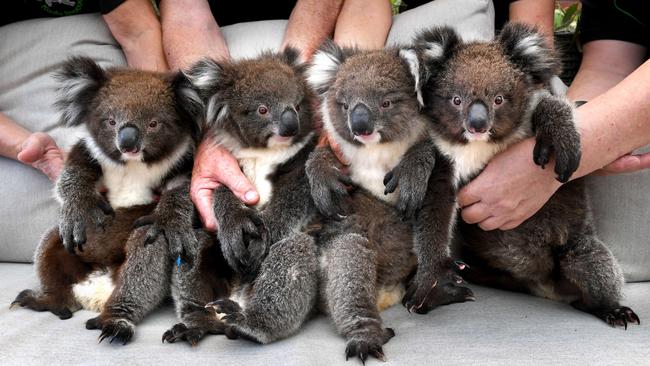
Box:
[245,191,258,202]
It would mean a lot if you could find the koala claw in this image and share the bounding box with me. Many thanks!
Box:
[59,197,114,253]
[533,133,580,184]
[403,268,474,314]
[133,213,199,264]
[217,207,268,274]
[383,159,431,218]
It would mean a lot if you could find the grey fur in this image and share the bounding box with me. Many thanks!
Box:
[304,43,473,363]
[12,57,203,344]
[164,50,321,346]
[392,23,639,327]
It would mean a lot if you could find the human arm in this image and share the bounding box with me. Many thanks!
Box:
[102,0,168,71]
[0,113,65,181]
[281,0,344,61]
[333,0,392,50]
[508,0,555,47]
[159,0,230,69]
[458,58,650,231]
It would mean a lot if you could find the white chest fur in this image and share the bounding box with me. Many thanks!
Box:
[322,99,425,205]
[84,137,191,209]
[226,133,314,208]
[340,140,413,204]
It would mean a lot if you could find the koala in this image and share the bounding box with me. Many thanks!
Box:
[161,49,321,346]
[391,23,639,328]
[11,57,202,344]
[304,42,474,363]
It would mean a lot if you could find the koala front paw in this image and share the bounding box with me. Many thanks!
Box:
[59,196,114,253]
[383,160,432,217]
[306,149,351,219]
[403,264,475,314]
[217,207,268,274]
[133,214,199,265]
[533,133,581,183]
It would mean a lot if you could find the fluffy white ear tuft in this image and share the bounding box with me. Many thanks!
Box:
[307,41,345,95]
[399,49,424,107]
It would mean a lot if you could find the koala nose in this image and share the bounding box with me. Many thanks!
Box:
[118,126,140,153]
[279,108,299,137]
[350,103,373,136]
[467,102,489,134]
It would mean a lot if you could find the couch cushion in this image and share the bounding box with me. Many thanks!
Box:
[2,263,648,365]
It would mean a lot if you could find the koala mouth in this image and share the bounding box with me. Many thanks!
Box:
[120,147,143,160]
[267,134,294,148]
[353,131,381,145]
[463,129,491,142]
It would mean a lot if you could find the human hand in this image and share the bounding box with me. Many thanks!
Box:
[190,139,259,232]
[317,131,349,166]
[592,152,650,176]
[17,132,66,181]
[457,139,562,231]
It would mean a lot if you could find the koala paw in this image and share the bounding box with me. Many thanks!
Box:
[345,327,395,364]
[11,289,74,320]
[88,316,135,345]
[306,148,351,219]
[533,129,581,184]
[205,299,245,325]
[403,264,475,314]
[59,196,114,253]
[162,323,210,346]
[133,214,199,265]
[603,306,640,329]
[383,161,432,218]
[217,207,268,274]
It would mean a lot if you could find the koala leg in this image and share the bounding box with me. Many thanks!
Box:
[85,228,171,345]
[559,232,640,328]
[321,233,394,363]
[206,232,319,344]
[12,228,90,319]
[163,233,230,346]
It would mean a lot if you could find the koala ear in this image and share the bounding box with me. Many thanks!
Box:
[282,46,302,67]
[171,71,203,140]
[184,58,230,127]
[497,22,559,84]
[307,39,347,96]
[398,48,425,107]
[54,56,107,127]
[413,26,460,79]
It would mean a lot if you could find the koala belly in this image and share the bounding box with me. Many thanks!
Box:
[61,204,155,312]
[318,191,417,311]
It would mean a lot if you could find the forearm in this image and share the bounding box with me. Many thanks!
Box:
[282,0,343,61]
[103,0,168,71]
[571,60,650,177]
[333,0,392,49]
[0,113,31,160]
[509,0,555,47]
[160,0,230,70]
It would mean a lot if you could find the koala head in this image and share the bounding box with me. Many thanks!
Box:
[414,22,559,144]
[55,57,202,164]
[307,41,425,146]
[185,48,313,149]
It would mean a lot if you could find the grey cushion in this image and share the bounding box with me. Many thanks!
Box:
[1,263,648,365]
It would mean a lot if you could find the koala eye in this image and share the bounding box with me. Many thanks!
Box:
[258,105,269,115]
[452,96,462,106]
[107,118,116,126]
[381,100,391,109]
[494,95,504,105]
[148,120,158,128]
[342,103,349,111]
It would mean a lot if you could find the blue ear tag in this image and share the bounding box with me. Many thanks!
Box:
[176,255,182,272]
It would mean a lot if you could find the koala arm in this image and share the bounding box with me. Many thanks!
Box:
[259,150,317,245]
[404,157,474,313]
[383,137,437,217]
[305,146,352,219]
[56,141,113,253]
[134,176,200,264]
[213,186,266,275]
[530,91,581,183]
